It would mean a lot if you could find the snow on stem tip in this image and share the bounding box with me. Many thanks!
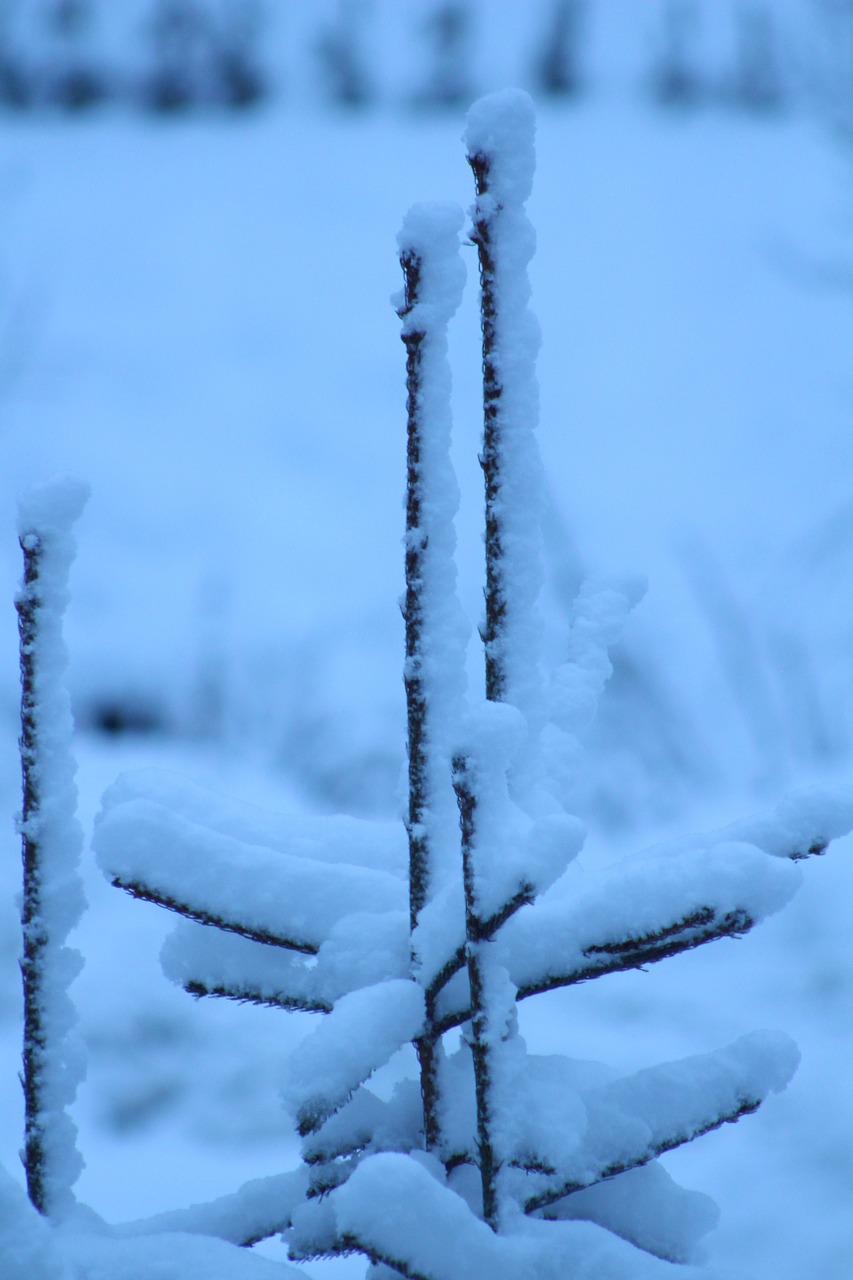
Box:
[16,477,89,1218]
[465,90,545,806]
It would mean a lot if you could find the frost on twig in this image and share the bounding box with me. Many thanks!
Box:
[16,477,89,1219]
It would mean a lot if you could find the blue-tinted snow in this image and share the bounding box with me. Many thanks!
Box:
[0,3,852,1278]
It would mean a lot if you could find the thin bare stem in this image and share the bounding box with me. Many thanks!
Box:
[399,247,430,933]
[18,532,48,1214]
[183,979,331,1015]
[109,875,318,953]
[468,150,506,703]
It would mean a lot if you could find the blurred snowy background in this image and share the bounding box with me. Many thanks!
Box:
[0,0,853,1275]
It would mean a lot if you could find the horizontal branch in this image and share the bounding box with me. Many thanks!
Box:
[435,1031,794,1219]
[110,876,318,954]
[96,795,406,954]
[516,906,753,1000]
[524,1094,760,1214]
[183,978,331,1015]
[432,904,753,1036]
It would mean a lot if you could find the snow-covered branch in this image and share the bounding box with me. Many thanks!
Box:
[396,201,467,926]
[520,1032,798,1213]
[94,795,406,954]
[465,90,548,821]
[160,922,333,1014]
[452,751,504,1228]
[430,796,853,1034]
[16,478,89,1219]
[395,201,467,1156]
[281,980,425,1136]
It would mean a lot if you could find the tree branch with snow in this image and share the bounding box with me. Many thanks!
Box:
[16,477,89,1220]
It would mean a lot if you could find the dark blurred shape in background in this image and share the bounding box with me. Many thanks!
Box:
[0,2,845,122]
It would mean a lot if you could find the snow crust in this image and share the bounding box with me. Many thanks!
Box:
[160,921,326,1011]
[161,907,411,1012]
[16,477,90,1217]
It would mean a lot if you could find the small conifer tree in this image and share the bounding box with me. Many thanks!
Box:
[9,87,853,1280]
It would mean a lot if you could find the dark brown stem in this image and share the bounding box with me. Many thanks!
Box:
[183,979,331,1015]
[110,876,318,953]
[17,532,48,1214]
[453,752,501,1229]
[399,247,430,934]
[398,246,445,1157]
[468,149,506,704]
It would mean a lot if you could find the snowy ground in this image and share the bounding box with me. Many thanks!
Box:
[1,18,853,1278]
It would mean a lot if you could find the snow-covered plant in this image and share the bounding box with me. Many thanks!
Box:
[11,89,853,1280]
[15,479,89,1220]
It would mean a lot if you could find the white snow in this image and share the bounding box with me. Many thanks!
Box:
[16,477,90,1218]
[326,1151,720,1280]
[542,1162,719,1266]
[0,12,852,1278]
[280,979,424,1134]
[159,921,328,1013]
[396,199,469,902]
[0,1160,68,1280]
[93,796,406,952]
[100,769,406,874]
[114,1167,309,1249]
[464,89,548,809]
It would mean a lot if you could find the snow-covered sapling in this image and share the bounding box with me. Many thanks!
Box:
[89,89,853,1279]
[16,478,89,1219]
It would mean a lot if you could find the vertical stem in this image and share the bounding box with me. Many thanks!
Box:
[452,752,500,1229]
[17,533,48,1213]
[396,205,465,1162]
[399,247,443,1156]
[468,150,507,705]
[15,480,88,1219]
[400,249,431,933]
